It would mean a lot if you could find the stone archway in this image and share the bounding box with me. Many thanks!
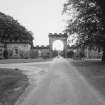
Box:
[48,33,68,57]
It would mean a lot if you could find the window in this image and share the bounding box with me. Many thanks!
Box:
[15,48,18,54]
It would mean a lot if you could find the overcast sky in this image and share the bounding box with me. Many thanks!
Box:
[0,0,66,46]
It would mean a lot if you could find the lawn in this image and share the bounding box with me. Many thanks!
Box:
[0,68,29,105]
[71,59,105,99]
[0,58,52,64]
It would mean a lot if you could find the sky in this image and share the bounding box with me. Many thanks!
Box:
[53,40,64,51]
[0,0,66,46]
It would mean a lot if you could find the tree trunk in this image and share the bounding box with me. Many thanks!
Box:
[102,47,105,62]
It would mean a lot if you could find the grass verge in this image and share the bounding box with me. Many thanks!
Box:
[0,68,29,105]
[71,60,105,98]
[0,58,52,64]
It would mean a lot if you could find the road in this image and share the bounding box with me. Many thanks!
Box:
[1,57,105,105]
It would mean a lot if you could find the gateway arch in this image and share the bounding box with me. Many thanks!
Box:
[48,33,68,57]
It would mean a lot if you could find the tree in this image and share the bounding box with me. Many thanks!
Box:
[63,0,105,62]
[0,12,34,45]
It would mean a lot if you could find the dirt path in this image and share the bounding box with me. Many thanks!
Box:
[13,57,105,105]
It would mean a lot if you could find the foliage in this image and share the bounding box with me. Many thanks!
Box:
[95,0,105,13]
[0,12,34,44]
[63,0,105,47]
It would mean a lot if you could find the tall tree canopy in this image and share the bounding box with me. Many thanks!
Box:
[63,0,105,61]
[0,12,34,44]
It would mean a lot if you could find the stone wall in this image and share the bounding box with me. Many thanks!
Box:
[0,44,4,59]
[73,47,102,59]
[32,46,50,58]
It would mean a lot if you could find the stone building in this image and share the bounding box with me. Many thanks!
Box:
[0,40,32,59]
[70,45,103,59]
